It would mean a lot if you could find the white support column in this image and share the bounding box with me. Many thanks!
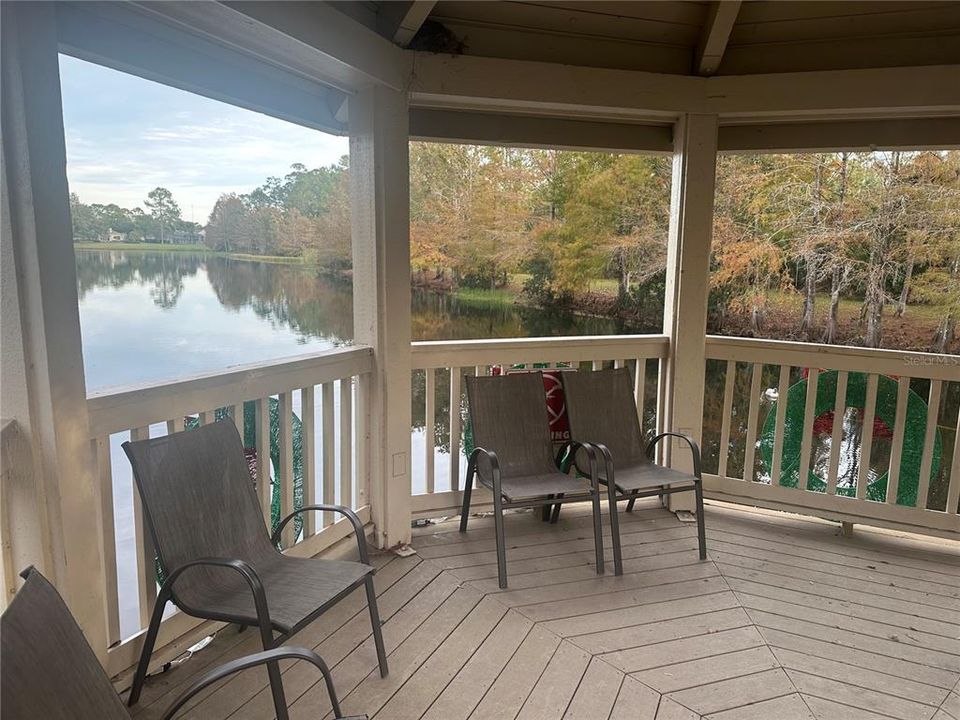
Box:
[1,3,108,656]
[663,114,719,512]
[350,84,413,549]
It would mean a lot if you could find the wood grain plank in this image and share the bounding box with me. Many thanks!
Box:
[516,640,591,720]
[608,675,660,720]
[563,657,624,720]
[421,610,534,720]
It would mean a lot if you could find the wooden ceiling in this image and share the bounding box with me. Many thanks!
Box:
[334,1,960,76]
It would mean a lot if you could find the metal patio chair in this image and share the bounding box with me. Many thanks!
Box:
[0,567,364,720]
[560,367,706,575]
[461,371,607,589]
[122,420,386,720]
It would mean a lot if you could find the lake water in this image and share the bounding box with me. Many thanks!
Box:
[76,250,958,639]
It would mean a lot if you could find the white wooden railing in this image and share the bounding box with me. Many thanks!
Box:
[409,335,671,517]
[408,334,959,539]
[701,336,959,537]
[86,345,374,679]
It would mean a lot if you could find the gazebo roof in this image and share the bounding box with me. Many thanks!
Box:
[336,1,960,76]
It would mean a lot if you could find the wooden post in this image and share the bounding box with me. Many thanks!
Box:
[350,84,413,549]
[662,114,719,512]
[1,3,108,658]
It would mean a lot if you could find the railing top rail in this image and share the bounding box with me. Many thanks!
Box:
[705,335,958,381]
[411,334,670,368]
[87,345,374,438]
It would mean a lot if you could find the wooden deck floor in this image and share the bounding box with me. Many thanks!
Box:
[129,501,960,720]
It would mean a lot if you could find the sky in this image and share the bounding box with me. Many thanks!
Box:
[58,54,349,224]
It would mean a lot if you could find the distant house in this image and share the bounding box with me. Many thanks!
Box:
[105,228,126,243]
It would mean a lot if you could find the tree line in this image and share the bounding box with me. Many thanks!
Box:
[76,145,960,352]
[70,187,202,244]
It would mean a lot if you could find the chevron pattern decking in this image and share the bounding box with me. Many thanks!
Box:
[129,500,960,720]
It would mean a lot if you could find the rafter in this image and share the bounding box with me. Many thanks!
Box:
[381,1,437,47]
[694,1,741,76]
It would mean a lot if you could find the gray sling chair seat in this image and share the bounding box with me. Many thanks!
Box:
[122,419,386,720]
[559,367,707,575]
[461,371,608,589]
[0,567,365,719]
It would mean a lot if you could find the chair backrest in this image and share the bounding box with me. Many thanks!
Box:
[1,567,129,720]
[123,420,274,578]
[465,372,558,480]
[561,368,648,466]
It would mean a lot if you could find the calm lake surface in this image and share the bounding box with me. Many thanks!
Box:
[76,250,957,639]
[77,249,622,391]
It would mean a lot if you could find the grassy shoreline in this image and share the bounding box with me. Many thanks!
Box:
[73,242,305,265]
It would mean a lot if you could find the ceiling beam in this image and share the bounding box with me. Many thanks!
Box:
[694,1,741,76]
[408,51,960,121]
[383,1,437,47]
[410,109,672,153]
[719,117,960,153]
[57,2,348,134]
[132,0,410,93]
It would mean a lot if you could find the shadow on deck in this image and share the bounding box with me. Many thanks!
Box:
[128,501,960,720]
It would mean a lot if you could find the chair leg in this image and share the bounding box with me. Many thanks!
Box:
[607,484,623,576]
[365,575,389,678]
[265,658,289,720]
[590,488,605,575]
[493,492,508,589]
[127,593,168,706]
[694,480,707,560]
[550,495,563,524]
[626,496,636,512]
[541,495,553,522]
[256,620,289,720]
[459,470,474,533]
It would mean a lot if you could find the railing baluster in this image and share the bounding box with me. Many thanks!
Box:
[339,378,353,510]
[300,386,316,537]
[129,426,156,629]
[798,369,819,491]
[255,398,272,524]
[424,368,435,495]
[827,370,848,495]
[199,410,214,425]
[166,416,185,434]
[356,374,370,508]
[717,360,736,479]
[94,436,120,646]
[231,403,244,437]
[856,373,879,501]
[634,358,646,434]
[916,380,942,510]
[770,365,791,487]
[742,362,763,482]
[449,368,462,492]
[278,392,294,545]
[948,407,960,516]
[656,357,668,465]
[886,376,911,506]
[322,382,335,527]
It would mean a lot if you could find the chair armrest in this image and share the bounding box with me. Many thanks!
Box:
[162,646,365,719]
[272,505,369,564]
[559,440,609,482]
[467,446,502,498]
[162,558,272,634]
[646,432,702,478]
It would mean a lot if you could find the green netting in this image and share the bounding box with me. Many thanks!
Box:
[759,371,942,506]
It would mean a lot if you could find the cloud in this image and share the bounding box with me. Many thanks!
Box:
[60,55,349,222]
